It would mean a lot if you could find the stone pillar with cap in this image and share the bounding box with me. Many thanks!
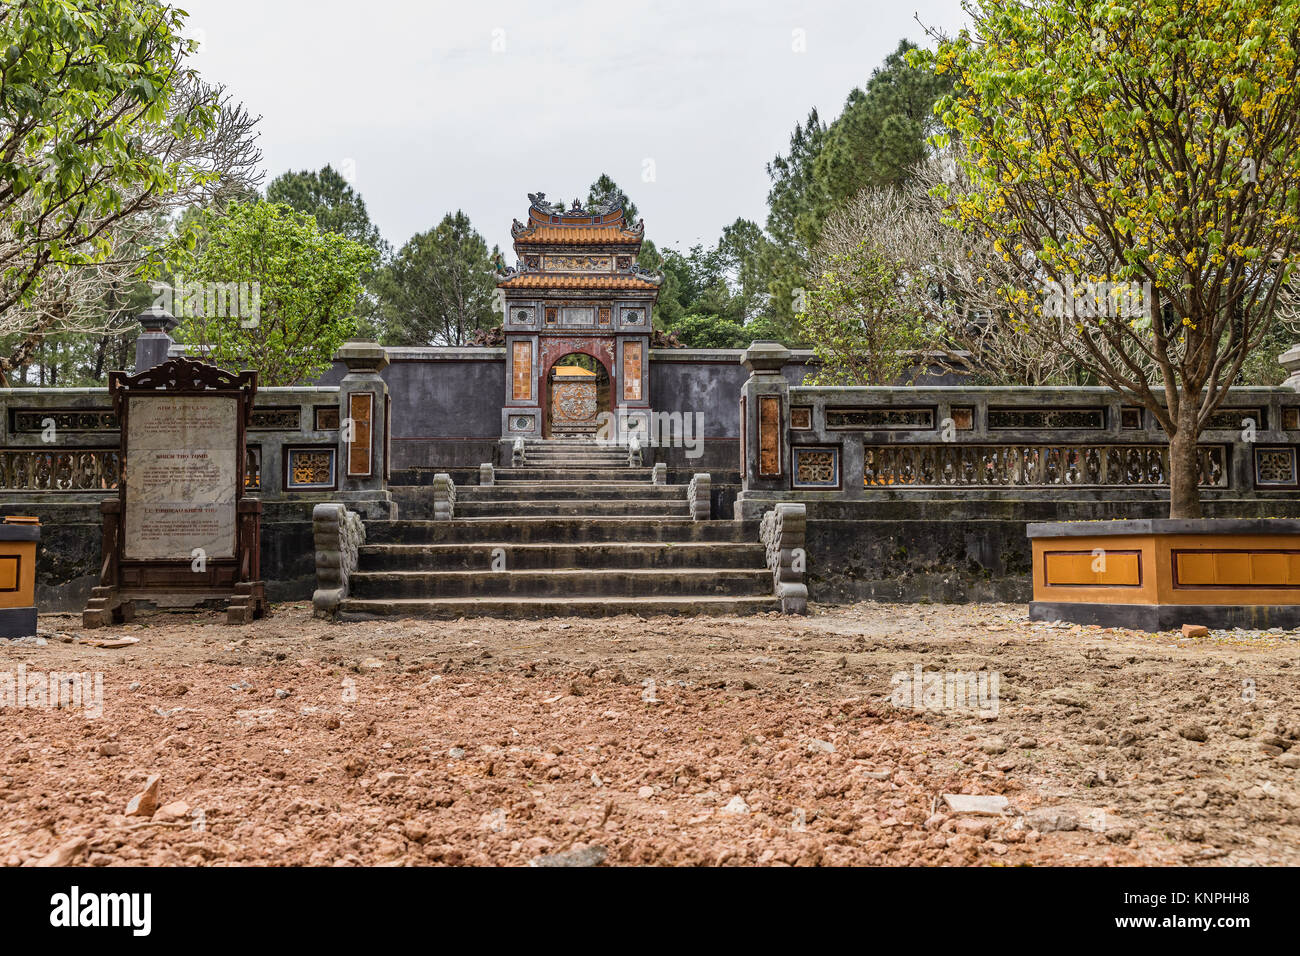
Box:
[334,340,398,519]
[734,340,791,520]
[134,305,179,373]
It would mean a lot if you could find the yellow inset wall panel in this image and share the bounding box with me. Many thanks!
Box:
[1218,553,1252,585]
[1175,553,1216,586]
[1252,553,1289,586]
[0,556,17,591]
[1044,550,1141,587]
[1174,550,1300,588]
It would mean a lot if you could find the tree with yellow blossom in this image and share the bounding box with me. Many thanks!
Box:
[912,0,1300,517]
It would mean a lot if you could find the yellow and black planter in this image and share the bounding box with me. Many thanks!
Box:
[0,516,39,638]
[1028,518,1300,631]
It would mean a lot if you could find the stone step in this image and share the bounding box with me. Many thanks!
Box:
[348,568,772,599]
[519,441,625,449]
[460,485,684,501]
[364,517,761,545]
[454,499,690,518]
[337,595,780,620]
[495,468,655,482]
[481,481,664,490]
[516,462,631,468]
[521,440,625,449]
[517,452,627,459]
[358,541,767,571]
[523,445,628,452]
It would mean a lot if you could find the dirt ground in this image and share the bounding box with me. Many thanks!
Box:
[1,601,1297,867]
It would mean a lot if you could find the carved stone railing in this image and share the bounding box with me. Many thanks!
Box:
[860,443,1227,488]
[432,473,456,519]
[0,384,342,499]
[652,462,666,485]
[760,503,807,614]
[311,503,365,618]
[687,473,711,520]
[0,448,121,491]
[627,435,643,467]
[480,462,494,486]
[512,437,526,466]
[733,358,1300,517]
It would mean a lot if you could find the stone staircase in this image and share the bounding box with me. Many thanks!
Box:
[335,439,777,619]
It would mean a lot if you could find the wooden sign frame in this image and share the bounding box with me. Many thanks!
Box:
[83,356,268,626]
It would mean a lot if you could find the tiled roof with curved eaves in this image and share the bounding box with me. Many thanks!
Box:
[496,274,661,291]
[514,224,643,245]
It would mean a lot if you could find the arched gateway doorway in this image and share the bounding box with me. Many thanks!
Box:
[545,353,610,438]
[496,192,661,443]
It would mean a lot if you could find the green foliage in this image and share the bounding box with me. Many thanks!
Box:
[374,210,499,346]
[266,165,387,254]
[760,109,830,325]
[669,314,751,349]
[636,241,684,328]
[0,0,218,375]
[173,202,374,385]
[642,221,786,346]
[796,240,938,385]
[1238,322,1292,386]
[266,164,390,337]
[814,41,952,209]
[716,218,771,323]
[914,0,1300,516]
[755,41,952,331]
[743,314,804,347]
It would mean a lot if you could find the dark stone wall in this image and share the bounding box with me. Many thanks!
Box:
[313,349,813,476]
[803,497,1300,605]
[1,503,103,614]
[260,508,318,604]
[646,354,815,472]
[19,493,1300,612]
[651,360,749,438]
[317,355,506,476]
[16,352,1300,612]
[386,358,504,473]
[7,500,319,612]
[386,359,503,441]
[806,519,1036,604]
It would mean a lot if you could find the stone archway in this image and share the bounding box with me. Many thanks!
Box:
[545,352,611,438]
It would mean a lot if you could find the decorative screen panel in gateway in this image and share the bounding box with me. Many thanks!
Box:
[512,342,532,401]
[543,255,611,272]
[623,343,643,401]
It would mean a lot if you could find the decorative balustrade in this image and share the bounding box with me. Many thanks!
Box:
[735,343,1300,517]
[0,446,267,494]
[857,443,1227,488]
[0,386,341,497]
[0,448,121,492]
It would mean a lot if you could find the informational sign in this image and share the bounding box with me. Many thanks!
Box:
[122,395,238,561]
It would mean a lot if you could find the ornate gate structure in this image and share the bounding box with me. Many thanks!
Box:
[497,192,662,441]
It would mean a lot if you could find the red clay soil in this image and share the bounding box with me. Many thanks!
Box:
[1,602,1296,866]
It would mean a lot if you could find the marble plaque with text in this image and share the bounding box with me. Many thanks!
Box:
[123,396,238,561]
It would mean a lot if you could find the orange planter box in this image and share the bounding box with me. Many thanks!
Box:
[0,516,39,637]
[1028,518,1300,631]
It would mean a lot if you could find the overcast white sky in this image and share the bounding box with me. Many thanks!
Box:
[179,0,970,257]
